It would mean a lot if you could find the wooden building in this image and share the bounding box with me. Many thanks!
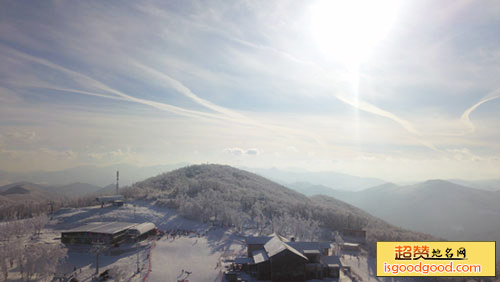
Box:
[127,222,157,240]
[237,233,340,281]
[245,235,272,257]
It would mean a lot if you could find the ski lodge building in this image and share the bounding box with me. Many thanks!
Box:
[235,233,342,281]
[61,221,156,246]
[95,195,124,207]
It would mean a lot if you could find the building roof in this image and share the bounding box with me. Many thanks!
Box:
[287,241,331,253]
[252,249,269,264]
[263,236,285,256]
[63,221,138,235]
[128,222,156,236]
[246,233,336,264]
[264,235,308,261]
[268,232,289,242]
[245,236,272,245]
[342,242,360,247]
[245,233,290,245]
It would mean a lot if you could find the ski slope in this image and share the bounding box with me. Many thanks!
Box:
[45,201,246,282]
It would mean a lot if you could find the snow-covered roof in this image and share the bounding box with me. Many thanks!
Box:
[264,235,308,261]
[342,242,360,247]
[246,234,329,263]
[245,233,290,245]
[269,232,289,242]
[128,222,156,236]
[63,221,137,235]
[252,249,269,264]
[264,236,286,256]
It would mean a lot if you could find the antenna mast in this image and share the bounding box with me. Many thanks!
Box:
[116,170,119,194]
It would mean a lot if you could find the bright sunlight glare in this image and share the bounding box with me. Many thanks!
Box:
[310,0,400,64]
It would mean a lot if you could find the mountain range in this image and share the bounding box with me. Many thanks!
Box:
[2,163,498,256]
[0,181,116,206]
[125,164,435,254]
[247,167,387,191]
[0,163,187,187]
[288,179,500,257]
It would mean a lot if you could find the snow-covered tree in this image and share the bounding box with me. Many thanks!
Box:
[31,214,48,237]
[109,265,126,282]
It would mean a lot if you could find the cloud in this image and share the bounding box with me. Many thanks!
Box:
[4,131,37,142]
[0,147,78,171]
[246,148,260,155]
[2,0,500,179]
[0,86,22,104]
[224,147,260,156]
[446,148,481,161]
[224,148,244,156]
[87,148,137,161]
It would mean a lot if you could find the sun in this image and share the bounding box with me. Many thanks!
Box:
[310,0,399,64]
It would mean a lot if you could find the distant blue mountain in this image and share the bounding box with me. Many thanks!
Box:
[246,167,386,191]
[0,163,188,187]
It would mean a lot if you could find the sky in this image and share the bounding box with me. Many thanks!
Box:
[1,0,500,182]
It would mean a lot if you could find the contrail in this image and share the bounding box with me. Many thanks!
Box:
[335,93,444,152]
[131,61,246,120]
[120,60,329,148]
[3,46,330,148]
[3,47,228,121]
[9,83,127,102]
[335,93,419,134]
[460,88,500,134]
[337,86,500,147]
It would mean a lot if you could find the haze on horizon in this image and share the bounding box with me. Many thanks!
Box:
[1,0,500,183]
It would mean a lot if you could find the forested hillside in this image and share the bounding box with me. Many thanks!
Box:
[122,164,434,252]
[0,182,103,221]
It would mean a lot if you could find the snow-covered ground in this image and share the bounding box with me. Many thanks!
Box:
[340,253,376,282]
[149,230,246,282]
[3,201,411,282]
[40,201,246,282]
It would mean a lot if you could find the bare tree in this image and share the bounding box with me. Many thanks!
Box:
[0,254,8,281]
[15,241,25,281]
